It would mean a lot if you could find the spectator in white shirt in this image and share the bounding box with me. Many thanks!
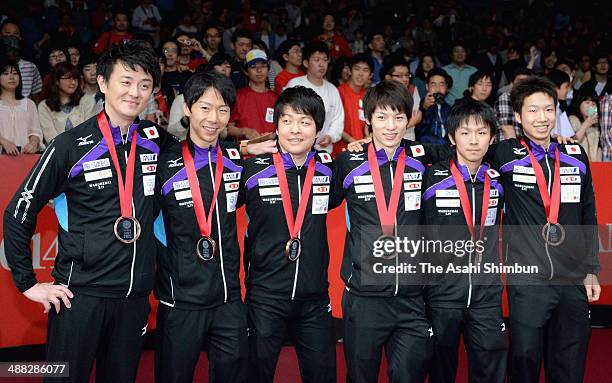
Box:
[548,69,575,138]
[0,61,42,155]
[132,0,162,47]
[285,41,344,153]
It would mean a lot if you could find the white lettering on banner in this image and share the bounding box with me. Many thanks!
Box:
[0,234,57,271]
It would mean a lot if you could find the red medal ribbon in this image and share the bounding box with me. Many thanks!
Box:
[521,139,561,224]
[368,144,406,236]
[182,140,224,238]
[450,159,490,241]
[273,153,316,239]
[98,112,138,219]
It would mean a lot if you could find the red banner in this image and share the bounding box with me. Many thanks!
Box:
[0,157,610,348]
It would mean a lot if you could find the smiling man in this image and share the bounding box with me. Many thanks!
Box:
[3,40,177,382]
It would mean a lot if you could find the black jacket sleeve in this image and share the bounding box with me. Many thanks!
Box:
[3,139,69,292]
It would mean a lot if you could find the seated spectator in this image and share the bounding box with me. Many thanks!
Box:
[556,59,577,105]
[443,42,477,105]
[540,48,558,75]
[368,30,386,83]
[274,39,303,94]
[79,53,103,114]
[285,40,344,153]
[93,9,133,55]
[319,13,352,61]
[0,61,42,155]
[132,0,162,47]
[382,55,422,139]
[0,35,42,102]
[413,52,437,99]
[601,94,612,161]
[67,43,81,67]
[416,67,452,144]
[229,29,253,89]
[579,51,611,98]
[40,43,70,100]
[569,90,602,161]
[201,24,223,62]
[454,70,494,106]
[38,62,95,143]
[160,40,192,105]
[548,69,575,137]
[251,39,276,89]
[175,34,207,71]
[228,49,278,139]
[574,53,592,91]
[204,53,232,77]
[494,67,533,142]
[330,56,351,86]
[334,53,373,154]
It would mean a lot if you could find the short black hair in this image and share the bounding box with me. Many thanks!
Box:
[511,76,558,114]
[448,99,497,138]
[427,67,453,88]
[546,69,571,89]
[511,67,534,82]
[231,28,253,44]
[204,52,232,71]
[0,60,24,100]
[97,40,161,88]
[302,40,329,62]
[363,80,413,122]
[349,53,374,73]
[183,70,236,110]
[274,86,325,133]
[571,89,599,122]
[275,39,301,67]
[79,53,98,72]
[380,54,409,79]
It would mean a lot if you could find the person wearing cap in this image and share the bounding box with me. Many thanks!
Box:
[227,49,278,140]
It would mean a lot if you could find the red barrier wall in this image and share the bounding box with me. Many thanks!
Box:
[0,157,610,348]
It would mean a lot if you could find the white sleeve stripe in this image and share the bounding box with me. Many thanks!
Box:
[14,147,56,223]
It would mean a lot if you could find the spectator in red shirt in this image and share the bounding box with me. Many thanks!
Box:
[274,39,303,94]
[238,0,260,33]
[175,34,206,71]
[319,13,352,61]
[334,53,373,155]
[93,10,133,55]
[228,49,278,139]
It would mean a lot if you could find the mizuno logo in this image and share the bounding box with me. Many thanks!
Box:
[168,158,183,168]
[77,134,94,146]
[254,158,269,165]
[513,148,527,156]
[350,153,364,161]
[434,170,449,176]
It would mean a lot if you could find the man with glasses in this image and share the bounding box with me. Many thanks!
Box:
[383,55,423,139]
[160,40,192,105]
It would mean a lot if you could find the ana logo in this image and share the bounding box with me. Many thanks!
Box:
[140,153,158,163]
[513,147,527,156]
[168,157,183,168]
[410,145,425,157]
[77,134,94,146]
[349,153,364,161]
[254,157,270,165]
[143,126,159,139]
[318,152,332,163]
[434,169,449,176]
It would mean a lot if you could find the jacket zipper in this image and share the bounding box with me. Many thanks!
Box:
[209,149,228,302]
[125,133,137,296]
[291,166,301,300]
[544,149,555,280]
[389,159,399,296]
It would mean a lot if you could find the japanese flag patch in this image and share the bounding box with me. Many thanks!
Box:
[226,148,241,160]
[565,145,581,155]
[318,152,332,163]
[144,126,159,139]
[410,145,425,157]
[486,168,500,178]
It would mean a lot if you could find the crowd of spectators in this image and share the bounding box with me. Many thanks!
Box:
[0,0,610,161]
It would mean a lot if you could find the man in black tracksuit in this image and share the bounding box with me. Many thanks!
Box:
[422,101,507,383]
[240,87,337,382]
[154,72,248,382]
[488,77,600,382]
[331,81,452,383]
[3,41,175,382]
